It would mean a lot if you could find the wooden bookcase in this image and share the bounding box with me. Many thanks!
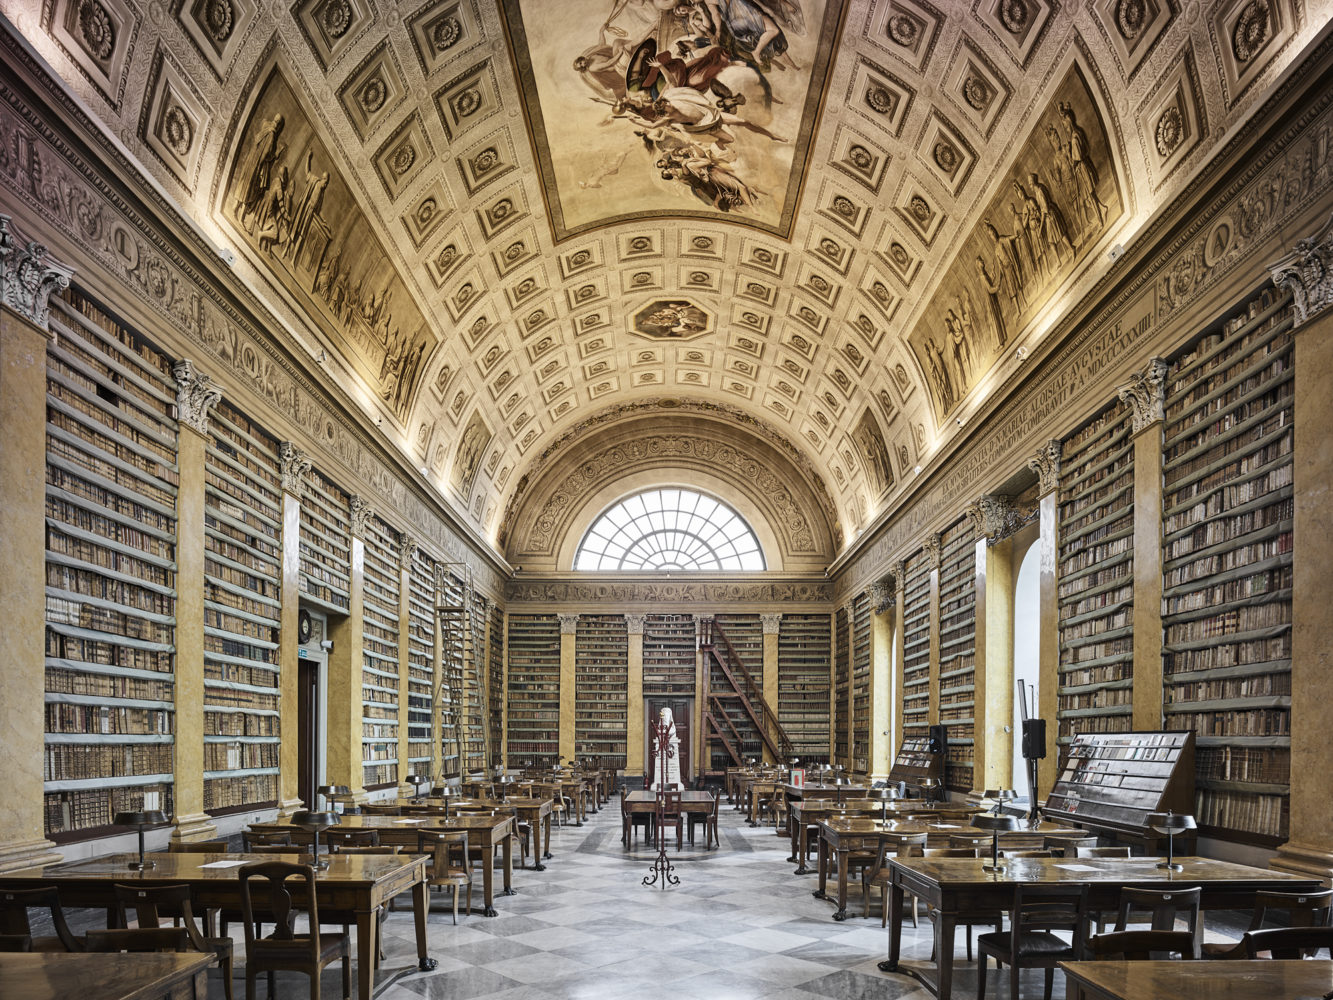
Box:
[201,399,282,814]
[901,550,932,739]
[1161,285,1294,846]
[505,613,560,768]
[708,613,764,771]
[298,468,351,614]
[888,737,944,792]
[1057,401,1135,743]
[851,593,871,772]
[938,517,976,792]
[1044,730,1196,849]
[833,605,850,764]
[777,613,831,763]
[461,594,488,773]
[575,614,628,770]
[360,515,400,790]
[487,605,505,767]
[643,614,696,695]
[404,546,435,781]
[437,569,466,777]
[43,290,178,840]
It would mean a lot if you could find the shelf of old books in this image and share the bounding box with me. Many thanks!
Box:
[643,614,697,695]
[575,614,628,771]
[405,545,435,780]
[505,613,560,768]
[833,605,850,764]
[43,289,179,840]
[1160,285,1294,846]
[488,605,505,766]
[360,514,400,789]
[437,569,466,777]
[462,594,489,773]
[901,549,933,740]
[938,517,976,792]
[298,468,351,614]
[707,613,764,769]
[1057,399,1135,744]
[777,613,831,763]
[851,592,871,772]
[201,398,283,814]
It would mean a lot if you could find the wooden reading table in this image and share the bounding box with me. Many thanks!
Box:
[1060,959,1333,1000]
[624,790,718,847]
[399,795,555,869]
[0,851,435,1000]
[0,951,215,1000]
[788,799,885,872]
[814,817,933,920]
[881,855,1324,1000]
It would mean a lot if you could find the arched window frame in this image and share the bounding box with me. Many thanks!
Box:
[573,488,766,571]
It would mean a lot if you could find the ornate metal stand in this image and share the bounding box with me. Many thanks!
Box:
[642,715,680,889]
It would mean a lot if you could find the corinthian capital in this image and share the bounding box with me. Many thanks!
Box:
[280,442,312,494]
[172,359,222,434]
[1117,358,1168,433]
[869,582,894,614]
[1270,212,1333,327]
[349,494,374,537]
[966,494,1027,544]
[0,215,74,333]
[923,533,942,568]
[558,613,580,634]
[1028,439,1062,495]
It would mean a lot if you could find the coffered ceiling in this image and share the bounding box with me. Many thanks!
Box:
[7,0,1327,560]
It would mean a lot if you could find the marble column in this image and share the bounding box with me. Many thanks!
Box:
[869,584,894,781]
[558,613,579,765]
[276,444,310,818]
[397,534,417,790]
[1028,441,1063,795]
[626,614,645,775]
[1269,216,1333,883]
[969,496,1020,794]
[170,361,220,842]
[327,496,368,804]
[761,613,781,764]
[890,563,907,768]
[840,601,855,770]
[0,218,71,871]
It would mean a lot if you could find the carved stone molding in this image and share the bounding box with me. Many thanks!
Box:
[625,613,645,635]
[965,494,1028,544]
[349,494,374,537]
[869,581,893,614]
[398,532,418,570]
[1270,212,1333,327]
[1028,439,1062,495]
[923,533,942,568]
[1117,358,1168,433]
[840,601,855,619]
[503,580,833,603]
[760,612,782,634]
[558,612,580,634]
[893,560,907,590]
[0,214,74,332]
[280,441,312,494]
[172,359,221,435]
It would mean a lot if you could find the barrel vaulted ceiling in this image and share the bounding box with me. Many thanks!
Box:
[6,0,1328,560]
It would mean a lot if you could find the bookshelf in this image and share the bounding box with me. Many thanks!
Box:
[938,517,976,792]
[360,515,400,790]
[1161,285,1294,846]
[405,545,435,780]
[437,569,466,777]
[833,605,850,764]
[1057,400,1135,743]
[575,614,629,770]
[777,613,831,763]
[299,468,351,614]
[201,398,283,814]
[643,614,697,695]
[506,613,561,768]
[901,550,932,739]
[488,605,505,767]
[888,736,944,790]
[43,289,178,841]
[1044,730,1196,849]
[851,593,871,771]
[709,613,764,770]
[462,593,488,772]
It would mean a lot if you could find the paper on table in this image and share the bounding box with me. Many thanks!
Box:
[199,859,249,868]
[1054,863,1102,871]
[394,818,428,824]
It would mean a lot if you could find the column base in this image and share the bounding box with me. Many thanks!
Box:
[0,837,62,874]
[171,813,218,844]
[1270,839,1333,885]
[277,797,307,820]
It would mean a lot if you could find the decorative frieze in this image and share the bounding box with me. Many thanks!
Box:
[172,359,221,435]
[280,441,312,494]
[1117,358,1168,433]
[0,215,74,332]
[1270,212,1333,327]
[502,580,833,604]
[1028,439,1061,495]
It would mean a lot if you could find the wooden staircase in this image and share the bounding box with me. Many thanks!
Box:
[699,617,794,770]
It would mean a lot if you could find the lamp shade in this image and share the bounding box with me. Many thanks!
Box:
[114,810,168,829]
[291,810,341,832]
[1146,811,1197,835]
[970,812,1019,833]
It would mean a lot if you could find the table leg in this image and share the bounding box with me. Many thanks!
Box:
[543,813,552,860]
[833,846,849,921]
[355,906,376,1000]
[878,880,905,972]
[813,834,830,901]
[936,911,958,1000]
[412,877,437,972]
[501,832,515,896]
[788,817,799,864]
[481,845,497,917]
[795,824,813,875]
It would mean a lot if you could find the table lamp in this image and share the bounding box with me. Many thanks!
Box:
[114,810,168,871]
[983,788,1018,814]
[291,809,340,870]
[430,784,460,817]
[918,777,941,807]
[406,774,431,802]
[870,785,899,822]
[971,811,1019,873]
[317,784,352,813]
[1147,811,1196,872]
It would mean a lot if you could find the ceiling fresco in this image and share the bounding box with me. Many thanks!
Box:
[6,0,1329,556]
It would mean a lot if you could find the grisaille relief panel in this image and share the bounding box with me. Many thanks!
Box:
[500,0,848,240]
[908,61,1123,423]
[221,63,436,420]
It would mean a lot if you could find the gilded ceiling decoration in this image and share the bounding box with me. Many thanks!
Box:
[6,0,1328,557]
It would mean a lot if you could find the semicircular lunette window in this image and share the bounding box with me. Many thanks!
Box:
[574,488,766,571]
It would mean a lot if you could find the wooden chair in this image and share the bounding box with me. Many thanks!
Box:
[417,831,472,925]
[1203,888,1333,959]
[1113,885,1202,957]
[0,886,82,952]
[862,832,928,924]
[0,933,33,951]
[109,882,234,1000]
[242,829,292,851]
[687,791,720,848]
[238,861,350,1000]
[657,790,683,851]
[1044,834,1098,857]
[915,847,998,960]
[1000,849,1054,858]
[85,926,192,953]
[977,882,1089,1000]
[359,803,401,816]
[621,787,653,846]
[1242,925,1333,959]
[326,829,380,851]
[948,833,994,850]
[169,838,231,853]
[1087,929,1195,960]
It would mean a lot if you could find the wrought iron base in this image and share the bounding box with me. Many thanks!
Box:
[642,848,679,889]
